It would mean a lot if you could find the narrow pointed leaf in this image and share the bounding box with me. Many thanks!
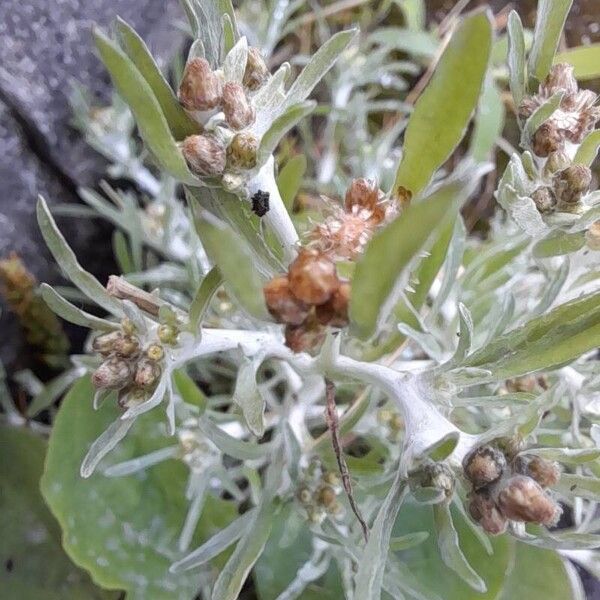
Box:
[507,10,526,105]
[393,10,492,197]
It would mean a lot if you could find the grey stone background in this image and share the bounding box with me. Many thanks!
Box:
[0,0,183,367]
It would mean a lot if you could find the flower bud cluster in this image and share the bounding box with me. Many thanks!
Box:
[91,318,180,409]
[464,442,561,536]
[295,462,344,524]
[178,49,269,181]
[308,179,397,260]
[519,64,598,216]
[263,249,350,353]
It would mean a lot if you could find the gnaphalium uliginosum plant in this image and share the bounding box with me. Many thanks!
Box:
[33,1,600,599]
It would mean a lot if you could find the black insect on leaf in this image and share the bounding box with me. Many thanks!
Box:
[251,190,270,217]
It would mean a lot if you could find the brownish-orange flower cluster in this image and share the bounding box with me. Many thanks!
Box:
[263,178,399,352]
[464,441,561,535]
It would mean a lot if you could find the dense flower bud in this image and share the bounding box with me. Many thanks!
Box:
[542,63,578,97]
[297,485,312,505]
[288,249,339,305]
[178,58,223,111]
[315,281,350,327]
[243,47,269,91]
[226,132,258,170]
[344,178,380,211]
[284,319,326,354]
[531,187,556,214]
[146,344,165,362]
[554,164,592,205]
[586,221,600,250]
[414,463,455,499]
[468,491,508,535]
[532,122,563,157]
[513,455,560,489]
[497,475,561,526]
[543,150,571,177]
[263,275,310,325]
[112,335,140,358]
[222,82,255,130]
[92,331,123,356]
[315,485,337,508]
[463,445,506,489]
[182,134,226,176]
[158,324,179,346]
[134,357,162,388]
[92,357,133,389]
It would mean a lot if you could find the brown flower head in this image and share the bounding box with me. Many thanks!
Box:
[243,47,269,91]
[288,248,340,305]
[315,280,351,328]
[222,82,255,130]
[468,490,508,535]
[497,475,562,526]
[182,134,226,176]
[463,445,506,489]
[513,455,560,489]
[178,58,223,111]
[263,275,310,325]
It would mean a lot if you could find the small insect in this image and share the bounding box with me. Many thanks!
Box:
[251,190,270,217]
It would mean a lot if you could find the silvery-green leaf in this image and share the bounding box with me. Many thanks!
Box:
[484,293,515,343]
[277,154,307,212]
[211,498,275,600]
[194,212,270,320]
[421,431,460,462]
[574,130,600,166]
[507,10,527,106]
[554,473,600,501]
[27,368,87,418]
[233,357,266,437]
[121,376,168,420]
[104,446,179,477]
[197,417,271,460]
[452,495,493,556]
[80,416,137,478]
[222,14,236,54]
[469,76,505,161]
[389,531,430,551]
[397,323,445,361]
[37,198,124,317]
[393,10,492,197]
[188,267,223,333]
[116,18,198,139]
[354,471,408,600]
[284,29,357,108]
[93,28,198,183]
[447,303,473,366]
[533,231,586,259]
[351,178,475,340]
[527,0,573,82]
[531,259,569,316]
[40,284,119,332]
[283,422,301,481]
[179,476,209,551]
[412,487,447,505]
[523,447,600,464]
[222,36,248,82]
[258,101,316,166]
[180,0,200,37]
[171,509,256,572]
[433,503,486,593]
[112,229,134,273]
[513,527,600,551]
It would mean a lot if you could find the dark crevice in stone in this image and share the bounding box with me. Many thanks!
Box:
[0,86,79,198]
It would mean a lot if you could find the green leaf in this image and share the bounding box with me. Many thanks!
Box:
[433,503,486,592]
[522,91,563,146]
[194,213,269,320]
[354,471,408,600]
[172,369,207,412]
[350,180,470,340]
[393,9,492,197]
[533,230,586,258]
[277,154,307,212]
[507,10,527,105]
[211,498,275,600]
[0,426,115,599]
[258,102,316,165]
[188,267,223,332]
[40,377,236,599]
[554,473,600,501]
[285,29,357,107]
[393,501,512,600]
[462,292,600,380]
[37,198,124,317]
[527,0,573,82]
[40,284,119,332]
[524,447,600,465]
[116,18,198,139]
[254,505,344,600]
[93,28,197,183]
[369,28,438,57]
[498,544,576,600]
[574,130,600,166]
[112,229,134,274]
[555,43,600,80]
[233,357,266,437]
[469,77,504,161]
